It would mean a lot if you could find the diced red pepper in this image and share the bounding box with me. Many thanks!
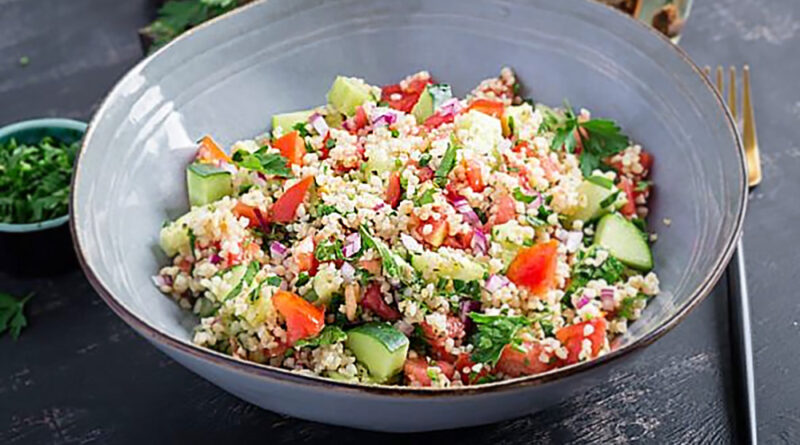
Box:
[468,99,505,120]
[195,135,232,164]
[272,130,305,166]
[361,282,401,321]
[505,240,559,295]
[385,171,403,209]
[270,176,313,223]
[272,290,325,346]
[556,318,608,364]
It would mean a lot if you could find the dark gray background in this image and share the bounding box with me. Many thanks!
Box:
[1,0,797,443]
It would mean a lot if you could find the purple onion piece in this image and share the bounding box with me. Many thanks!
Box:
[269,241,288,259]
[451,196,482,228]
[576,295,591,309]
[343,232,361,258]
[600,288,615,311]
[470,228,488,255]
[459,300,482,335]
[340,262,356,281]
[485,274,510,292]
[309,113,329,136]
[209,254,223,265]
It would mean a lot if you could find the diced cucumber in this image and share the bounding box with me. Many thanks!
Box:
[593,213,653,271]
[312,266,342,305]
[345,323,409,383]
[570,177,621,223]
[186,162,233,207]
[364,145,394,175]
[215,261,260,301]
[327,76,379,116]
[159,219,190,257]
[503,103,534,137]
[411,249,486,282]
[272,109,314,137]
[411,84,452,124]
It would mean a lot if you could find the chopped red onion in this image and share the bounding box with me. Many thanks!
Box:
[531,191,543,209]
[373,201,387,211]
[343,232,361,258]
[340,262,356,282]
[309,113,329,136]
[369,107,399,127]
[451,196,482,228]
[253,208,270,234]
[459,300,482,334]
[209,254,223,265]
[600,288,615,311]
[438,98,464,117]
[269,241,288,259]
[400,233,423,253]
[471,228,488,255]
[576,295,591,309]
[151,275,172,288]
[485,274,510,292]
[395,320,414,336]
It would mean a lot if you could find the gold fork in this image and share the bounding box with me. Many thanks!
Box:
[703,65,762,186]
[704,65,761,444]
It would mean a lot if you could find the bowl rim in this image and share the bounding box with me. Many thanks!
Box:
[0,117,87,233]
[70,0,747,397]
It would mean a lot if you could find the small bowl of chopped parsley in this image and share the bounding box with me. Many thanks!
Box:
[0,118,87,274]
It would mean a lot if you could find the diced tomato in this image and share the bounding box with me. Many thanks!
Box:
[353,106,368,130]
[233,202,261,228]
[385,171,403,208]
[195,135,232,164]
[358,258,382,275]
[639,150,653,171]
[404,357,433,386]
[272,290,325,346]
[270,176,313,223]
[556,318,608,365]
[464,159,485,192]
[382,77,432,113]
[420,316,465,362]
[468,99,505,120]
[319,133,332,160]
[486,194,516,229]
[495,341,557,378]
[453,353,489,384]
[505,240,559,295]
[512,140,532,156]
[444,228,474,250]
[417,166,435,183]
[618,177,637,217]
[272,130,305,166]
[423,112,456,129]
[293,236,317,274]
[361,282,401,321]
[416,217,449,248]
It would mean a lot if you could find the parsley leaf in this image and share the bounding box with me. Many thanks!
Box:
[293,325,347,349]
[469,313,529,366]
[418,153,432,167]
[0,292,33,340]
[413,188,436,207]
[140,0,240,52]
[434,138,459,188]
[359,225,417,285]
[564,248,625,304]
[513,187,536,204]
[314,239,344,262]
[292,122,310,138]
[231,148,293,178]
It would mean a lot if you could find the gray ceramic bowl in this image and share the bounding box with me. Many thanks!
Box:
[71,0,746,432]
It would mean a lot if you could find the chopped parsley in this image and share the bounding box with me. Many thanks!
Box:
[292,122,310,137]
[599,190,621,209]
[231,148,293,178]
[469,313,529,366]
[434,138,459,187]
[586,175,614,189]
[266,276,282,287]
[390,129,400,138]
[413,188,436,207]
[513,187,536,204]
[360,225,417,285]
[565,248,625,303]
[0,136,78,224]
[635,180,651,192]
[325,138,336,150]
[314,239,344,262]
[315,204,339,217]
[618,294,648,320]
[526,215,546,227]
[293,325,347,349]
[0,292,33,340]
[418,153,432,167]
[295,272,311,287]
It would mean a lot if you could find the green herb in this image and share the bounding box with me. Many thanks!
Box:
[356,268,372,287]
[187,229,197,258]
[599,190,621,209]
[413,188,436,207]
[635,180,651,192]
[325,138,336,150]
[631,217,647,232]
[507,115,516,136]
[537,204,553,221]
[314,239,344,262]
[390,129,400,138]
[360,225,417,285]
[266,276,282,287]
[302,289,319,303]
[231,148,293,178]
[293,325,347,349]
[295,272,310,287]
[0,292,33,340]
[292,122,310,137]
[452,279,481,300]
[0,136,78,224]
[565,248,625,303]
[619,293,648,319]
[305,140,315,153]
[315,204,338,216]
[140,0,243,53]
[418,153,432,167]
[19,56,30,67]
[513,187,536,204]
[513,82,521,96]
[469,313,529,366]
[434,138,459,188]
[526,215,546,227]
[586,175,614,189]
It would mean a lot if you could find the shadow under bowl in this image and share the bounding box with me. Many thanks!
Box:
[0,118,87,276]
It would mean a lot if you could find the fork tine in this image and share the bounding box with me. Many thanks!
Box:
[703,65,711,77]
[716,66,724,94]
[729,66,738,122]
[742,65,762,186]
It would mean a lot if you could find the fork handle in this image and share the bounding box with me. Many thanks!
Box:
[727,240,758,444]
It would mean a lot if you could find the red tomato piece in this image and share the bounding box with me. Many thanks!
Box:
[464,159,485,192]
[495,341,557,378]
[417,166,435,183]
[453,353,490,384]
[233,202,260,228]
[361,282,401,321]
[273,130,306,166]
[416,217,449,248]
[420,316,465,362]
[618,177,637,217]
[293,236,317,274]
[639,150,653,171]
[404,357,433,386]
[195,135,232,164]
[555,318,608,364]
[385,171,403,209]
[272,290,325,346]
[486,194,516,230]
[468,99,505,119]
[423,112,456,129]
[270,176,313,223]
[505,240,559,295]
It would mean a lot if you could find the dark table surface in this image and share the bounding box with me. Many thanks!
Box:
[1,0,799,443]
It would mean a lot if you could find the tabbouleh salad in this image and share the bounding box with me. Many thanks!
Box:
[154,68,659,387]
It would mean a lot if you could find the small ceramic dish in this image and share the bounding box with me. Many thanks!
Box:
[0,118,87,275]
